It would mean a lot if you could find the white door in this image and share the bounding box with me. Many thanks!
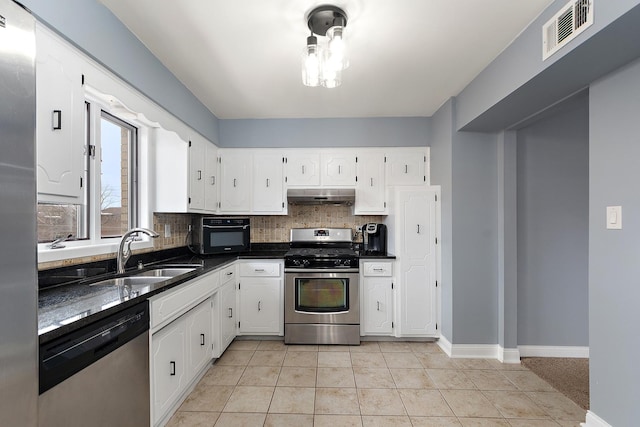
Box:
[286,152,320,186]
[398,188,438,336]
[185,299,212,379]
[239,279,281,334]
[355,151,386,214]
[321,151,356,186]
[253,153,285,213]
[363,278,394,335]
[152,320,186,424]
[218,151,251,212]
[36,25,85,201]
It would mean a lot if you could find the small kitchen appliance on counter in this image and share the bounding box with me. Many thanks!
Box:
[362,223,387,255]
[284,228,359,345]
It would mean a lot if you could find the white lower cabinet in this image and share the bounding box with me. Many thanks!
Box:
[152,317,186,426]
[217,276,238,354]
[185,299,213,380]
[238,261,283,335]
[360,261,394,336]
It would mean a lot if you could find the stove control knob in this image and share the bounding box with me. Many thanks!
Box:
[334,259,342,266]
[291,259,301,266]
[302,259,311,267]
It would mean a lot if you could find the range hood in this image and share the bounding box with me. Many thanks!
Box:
[287,188,355,206]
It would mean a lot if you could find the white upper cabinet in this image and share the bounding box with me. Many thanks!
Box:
[321,151,357,187]
[285,151,320,186]
[154,128,218,214]
[354,150,387,214]
[386,147,430,186]
[252,151,286,214]
[218,149,251,213]
[35,24,85,202]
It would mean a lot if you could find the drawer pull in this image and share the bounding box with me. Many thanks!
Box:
[226,272,233,276]
[170,361,176,376]
[258,301,261,311]
[377,301,380,311]
[373,268,384,272]
[228,307,233,318]
[254,268,265,272]
[200,334,205,346]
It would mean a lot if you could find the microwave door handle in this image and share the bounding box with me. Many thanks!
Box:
[202,225,245,229]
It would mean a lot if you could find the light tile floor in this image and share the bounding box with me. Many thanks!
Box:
[166,340,586,427]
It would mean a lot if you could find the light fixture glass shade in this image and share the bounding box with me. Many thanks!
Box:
[326,26,349,70]
[321,53,342,88]
[301,36,321,87]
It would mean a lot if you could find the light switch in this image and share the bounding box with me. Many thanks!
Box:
[606,206,622,230]
[164,223,171,237]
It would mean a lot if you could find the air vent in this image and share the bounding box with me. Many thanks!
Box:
[543,0,593,60]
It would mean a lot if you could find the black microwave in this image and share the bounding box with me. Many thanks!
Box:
[191,217,250,255]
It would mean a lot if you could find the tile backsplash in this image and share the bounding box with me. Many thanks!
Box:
[38,207,384,269]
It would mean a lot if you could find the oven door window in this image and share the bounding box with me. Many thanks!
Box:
[295,278,349,313]
[208,230,244,247]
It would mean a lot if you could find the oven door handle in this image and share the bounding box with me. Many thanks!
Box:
[202,224,249,230]
[284,268,360,274]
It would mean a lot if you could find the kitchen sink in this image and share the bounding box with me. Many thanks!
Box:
[134,267,197,278]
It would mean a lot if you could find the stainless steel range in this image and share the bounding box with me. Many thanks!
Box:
[284,228,360,345]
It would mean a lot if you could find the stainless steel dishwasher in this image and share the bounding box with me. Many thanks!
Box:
[38,301,150,427]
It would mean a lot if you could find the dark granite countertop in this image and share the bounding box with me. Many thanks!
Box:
[38,245,288,344]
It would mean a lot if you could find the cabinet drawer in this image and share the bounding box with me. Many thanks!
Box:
[150,273,215,330]
[239,262,281,277]
[362,262,393,277]
[220,264,236,282]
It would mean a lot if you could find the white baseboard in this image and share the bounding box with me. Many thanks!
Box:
[519,345,589,358]
[499,347,521,364]
[437,335,452,356]
[437,336,521,363]
[581,410,612,427]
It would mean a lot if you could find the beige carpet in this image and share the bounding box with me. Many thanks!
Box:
[521,357,589,410]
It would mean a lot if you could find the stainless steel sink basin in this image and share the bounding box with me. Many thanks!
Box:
[90,276,169,288]
[134,267,196,278]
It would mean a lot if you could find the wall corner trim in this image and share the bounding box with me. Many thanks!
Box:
[518,345,589,358]
[437,335,452,357]
[498,347,521,364]
[581,410,612,427]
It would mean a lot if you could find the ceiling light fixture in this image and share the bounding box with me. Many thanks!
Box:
[302,5,348,88]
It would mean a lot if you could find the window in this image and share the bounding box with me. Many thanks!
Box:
[37,99,140,246]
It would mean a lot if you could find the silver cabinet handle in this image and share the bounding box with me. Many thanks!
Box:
[170,361,176,376]
[52,110,62,130]
[370,178,373,187]
[417,224,420,234]
[258,301,261,311]
[405,164,408,174]
[200,333,205,346]
[338,165,342,174]
[211,176,215,185]
[226,272,233,276]
[373,268,384,272]
[233,178,237,187]
[377,301,380,311]
[197,170,202,180]
[228,307,233,318]
[302,165,305,174]
[255,268,265,272]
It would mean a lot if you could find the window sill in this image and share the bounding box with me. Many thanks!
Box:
[38,239,154,264]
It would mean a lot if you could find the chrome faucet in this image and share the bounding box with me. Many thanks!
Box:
[117,228,159,274]
[47,234,72,249]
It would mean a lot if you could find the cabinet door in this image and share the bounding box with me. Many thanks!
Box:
[36,25,85,201]
[397,189,437,336]
[152,319,186,425]
[321,151,356,187]
[219,279,237,352]
[238,278,282,335]
[218,151,251,212]
[354,151,386,214]
[185,299,213,379]
[188,137,206,210]
[362,278,394,335]
[286,152,320,186]
[386,148,427,186]
[204,143,218,212]
[253,153,285,213]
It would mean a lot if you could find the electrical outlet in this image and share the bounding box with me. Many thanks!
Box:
[356,225,363,233]
[164,223,171,238]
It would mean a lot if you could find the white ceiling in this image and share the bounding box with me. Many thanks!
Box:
[100,0,553,120]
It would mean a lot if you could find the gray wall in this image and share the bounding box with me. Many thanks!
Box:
[21,0,220,143]
[428,99,454,341]
[218,117,429,148]
[516,93,589,347]
[451,127,500,345]
[589,56,640,427]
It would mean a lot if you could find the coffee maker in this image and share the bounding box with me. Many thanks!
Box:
[362,223,387,255]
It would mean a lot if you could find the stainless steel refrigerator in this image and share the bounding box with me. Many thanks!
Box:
[0,1,38,426]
